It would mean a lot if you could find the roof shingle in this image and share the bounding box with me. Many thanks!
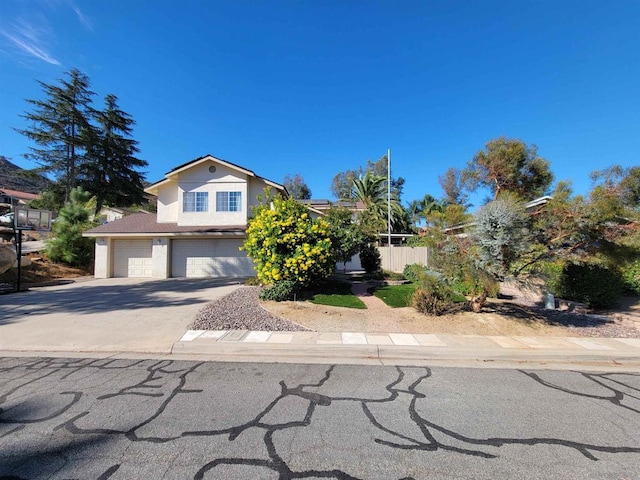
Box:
[84,213,246,235]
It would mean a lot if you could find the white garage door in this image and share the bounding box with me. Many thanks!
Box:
[113,239,153,277]
[171,239,254,278]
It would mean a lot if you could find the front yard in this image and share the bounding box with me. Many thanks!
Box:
[191,277,640,338]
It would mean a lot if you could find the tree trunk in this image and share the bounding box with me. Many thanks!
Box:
[469,290,488,313]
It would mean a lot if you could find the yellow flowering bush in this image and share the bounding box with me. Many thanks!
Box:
[242,195,335,286]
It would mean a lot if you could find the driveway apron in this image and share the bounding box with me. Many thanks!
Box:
[0,277,241,353]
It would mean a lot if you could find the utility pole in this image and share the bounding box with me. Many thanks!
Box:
[387,148,392,272]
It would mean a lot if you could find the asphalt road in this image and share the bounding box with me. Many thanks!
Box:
[1,357,639,479]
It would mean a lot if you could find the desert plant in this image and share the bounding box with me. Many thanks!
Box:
[429,236,498,311]
[411,272,456,316]
[472,194,533,280]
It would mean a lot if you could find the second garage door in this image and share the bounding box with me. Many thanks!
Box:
[171,239,254,278]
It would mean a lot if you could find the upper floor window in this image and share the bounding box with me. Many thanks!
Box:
[216,191,242,212]
[183,191,208,212]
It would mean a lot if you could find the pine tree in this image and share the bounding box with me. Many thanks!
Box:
[16,69,95,203]
[82,94,148,213]
[46,187,98,266]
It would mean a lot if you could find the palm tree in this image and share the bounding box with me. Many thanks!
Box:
[350,172,404,231]
[407,199,423,227]
[421,194,444,227]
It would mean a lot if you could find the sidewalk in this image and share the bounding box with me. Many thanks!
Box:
[1,275,639,370]
[172,329,640,370]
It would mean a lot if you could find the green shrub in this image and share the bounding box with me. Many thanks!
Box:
[243,194,334,286]
[554,263,623,309]
[449,269,500,298]
[260,280,298,302]
[622,259,640,295]
[360,244,381,274]
[403,263,427,283]
[536,260,565,295]
[412,289,453,316]
[402,263,447,284]
[382,270,404,281]
[46,187,97,267]
[412,272,456,316]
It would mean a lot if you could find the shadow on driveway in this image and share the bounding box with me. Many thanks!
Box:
[0,277,242,322]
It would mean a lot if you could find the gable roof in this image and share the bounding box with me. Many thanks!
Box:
[83,213,246,237]
[145,154,287,196]
[0,188,41,201]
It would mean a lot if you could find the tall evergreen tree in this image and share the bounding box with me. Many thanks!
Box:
[16,69,95,203]
[82,94,148,213]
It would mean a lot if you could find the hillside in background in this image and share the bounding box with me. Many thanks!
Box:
[0,156,51,194]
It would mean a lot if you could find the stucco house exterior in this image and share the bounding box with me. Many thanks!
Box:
[83,154,286,279]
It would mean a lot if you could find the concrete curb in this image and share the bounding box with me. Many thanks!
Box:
[1,328,639,371]
[170,335,640,370]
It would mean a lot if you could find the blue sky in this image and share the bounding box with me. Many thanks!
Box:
[1,0,638,209]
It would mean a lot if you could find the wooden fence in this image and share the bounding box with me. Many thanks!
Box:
[378,246,430,273]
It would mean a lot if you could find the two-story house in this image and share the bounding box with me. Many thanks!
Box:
[84,155,287,278]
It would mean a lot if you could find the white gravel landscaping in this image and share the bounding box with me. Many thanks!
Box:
[190,286,311,332]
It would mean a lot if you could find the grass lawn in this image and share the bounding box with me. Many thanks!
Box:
[373,283,416,307]
[308,281,367,309]
[374,283,468,307]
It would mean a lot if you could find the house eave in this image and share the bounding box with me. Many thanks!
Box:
[144,154,286,195]
[168,155,256,178]
[83,231,247,238]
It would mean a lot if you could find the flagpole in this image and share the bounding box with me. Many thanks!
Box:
[387,148,392,272]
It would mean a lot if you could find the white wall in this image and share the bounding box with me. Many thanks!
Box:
[155,160,281,226]
[152,238,170,278]
[247,180,279,210]
[178,162,247,226]
[157,180,178,223]
[94,238,110,278]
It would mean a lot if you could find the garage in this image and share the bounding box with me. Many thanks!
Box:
[113,239,153,277]
[171,238,254,278]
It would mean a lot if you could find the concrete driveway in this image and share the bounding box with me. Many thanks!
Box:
[0,277,242,354]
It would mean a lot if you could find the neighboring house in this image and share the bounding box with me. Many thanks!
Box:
[304,199,366,215]
[83,154,286,279]
[98,206,150,223]
[377,233,415,246]
[0,188,40,207]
